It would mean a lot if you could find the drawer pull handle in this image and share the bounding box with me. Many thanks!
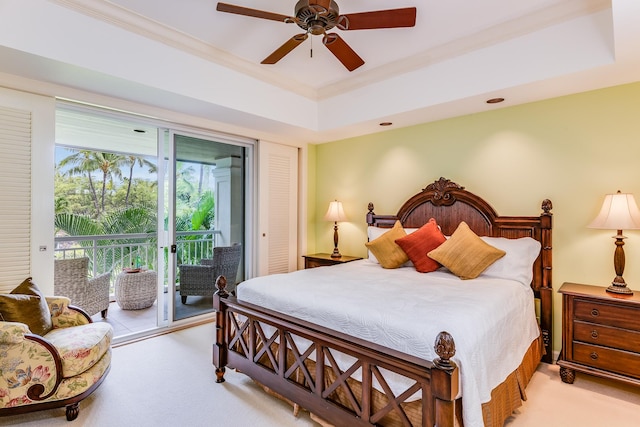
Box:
[591,330,599,339]
[590,352,598,360]
[590,309,599,317]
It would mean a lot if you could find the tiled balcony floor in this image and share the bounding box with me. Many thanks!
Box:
[90,292,214,338]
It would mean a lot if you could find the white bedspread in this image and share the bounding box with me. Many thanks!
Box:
[237,260,540,427]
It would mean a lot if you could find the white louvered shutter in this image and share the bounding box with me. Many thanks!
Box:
[0,106,31,292]
[258,141,298,276]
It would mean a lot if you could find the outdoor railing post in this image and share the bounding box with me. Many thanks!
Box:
[92,237,98,276]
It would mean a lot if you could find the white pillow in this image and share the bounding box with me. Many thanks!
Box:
[366,226,418,264]
[479,237,541,286]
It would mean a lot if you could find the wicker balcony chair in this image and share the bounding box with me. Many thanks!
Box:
[54,257,111,318]
[178,243,242,304]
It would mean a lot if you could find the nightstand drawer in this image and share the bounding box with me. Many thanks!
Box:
[574,320,640,353]
[559,282,640,387]
[574,299,640,331]
[573,342,640,380]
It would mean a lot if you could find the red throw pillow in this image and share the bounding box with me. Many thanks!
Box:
[395,218,446,273]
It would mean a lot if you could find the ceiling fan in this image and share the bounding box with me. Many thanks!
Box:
[216,0,417,71]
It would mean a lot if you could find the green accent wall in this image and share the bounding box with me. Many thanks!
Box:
[311,81,640,353]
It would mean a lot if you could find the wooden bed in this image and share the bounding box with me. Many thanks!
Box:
[213,177,553,427]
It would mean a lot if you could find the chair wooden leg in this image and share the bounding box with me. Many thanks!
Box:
[66,402,79,421]
[101,308,108,319]
[181,295,187,304]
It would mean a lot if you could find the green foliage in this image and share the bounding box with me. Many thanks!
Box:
[189,191,215,230]
[55,213,102,236]
[55,147,218,272]
[55,207,158,273]
[102,206,157,235]
[56,149,158,219]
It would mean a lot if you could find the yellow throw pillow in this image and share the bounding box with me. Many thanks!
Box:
[427,222,506,279]
[365,220,409,268]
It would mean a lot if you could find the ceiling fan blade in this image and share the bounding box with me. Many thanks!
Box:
[322,33,364,72]
[216,2,292,23]
[262,34,309,65]
[338,7,417,30]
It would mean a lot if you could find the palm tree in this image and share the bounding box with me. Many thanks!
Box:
[93,152,125,215]
[123,155,157,207]
[59,150,139,217]
[58,150,101,215]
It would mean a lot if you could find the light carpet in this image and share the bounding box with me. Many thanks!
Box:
[2,323,639,426]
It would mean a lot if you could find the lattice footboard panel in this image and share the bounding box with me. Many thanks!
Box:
[218,299,458,427]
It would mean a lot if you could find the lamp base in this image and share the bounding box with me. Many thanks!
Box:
[606,283,634,295]
[330,249,342,259]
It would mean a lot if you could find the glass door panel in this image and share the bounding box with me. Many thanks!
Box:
[169,133,246,321]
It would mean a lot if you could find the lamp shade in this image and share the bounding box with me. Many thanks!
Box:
[324,200,347,222]
[588,191,640,230]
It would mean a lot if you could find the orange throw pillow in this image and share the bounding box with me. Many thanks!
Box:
[395,218,446,272]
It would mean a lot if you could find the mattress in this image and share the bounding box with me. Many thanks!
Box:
[237,260,540,427]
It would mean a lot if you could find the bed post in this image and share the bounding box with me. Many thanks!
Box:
[213,275,229,383]
[539,199,553,363]
[432,331,460,427]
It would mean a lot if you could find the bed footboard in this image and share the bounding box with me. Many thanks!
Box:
[213,277,461,427]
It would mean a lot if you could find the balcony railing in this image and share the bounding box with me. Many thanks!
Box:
[54,230,222,285]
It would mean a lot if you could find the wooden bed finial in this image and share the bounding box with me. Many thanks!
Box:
[434,331,456,371]
[542,199,553,214]
[215,275,229,298]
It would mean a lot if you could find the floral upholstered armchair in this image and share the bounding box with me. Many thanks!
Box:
[0,278,112,421]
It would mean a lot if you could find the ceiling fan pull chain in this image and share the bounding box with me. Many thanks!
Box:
[310,35,313,58]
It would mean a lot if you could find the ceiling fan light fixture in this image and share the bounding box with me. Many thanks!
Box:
[309,20,326,35]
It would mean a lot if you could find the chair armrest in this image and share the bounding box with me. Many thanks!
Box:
[47,296,91,329]
[178,264,213,284]
[0,324,64,402]
[0,321,30,344]
[89,271,111,291]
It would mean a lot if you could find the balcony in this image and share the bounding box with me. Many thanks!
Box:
[55,230,222,336]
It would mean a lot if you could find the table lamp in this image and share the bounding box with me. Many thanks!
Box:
[588,191,640,295]
[324,200,347,258]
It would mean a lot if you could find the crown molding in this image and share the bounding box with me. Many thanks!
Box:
[318,0,610,99]
[49,0,319,100]
[49,0,609,103]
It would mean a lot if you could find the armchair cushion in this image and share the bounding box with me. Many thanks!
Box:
[45,322,112,377]
[0,278,52,336]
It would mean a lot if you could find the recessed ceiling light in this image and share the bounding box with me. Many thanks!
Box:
[379,122,393,126]
[486,97,505,104]
[133,129,147,133]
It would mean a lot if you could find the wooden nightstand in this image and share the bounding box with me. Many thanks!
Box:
[303,253,362,269]
[557,282,640,387]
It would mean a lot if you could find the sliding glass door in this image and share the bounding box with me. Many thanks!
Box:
[56,103,252,339]
[161,130,247,322]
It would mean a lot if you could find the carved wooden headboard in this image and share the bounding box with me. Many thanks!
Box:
[366,177,554,361]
